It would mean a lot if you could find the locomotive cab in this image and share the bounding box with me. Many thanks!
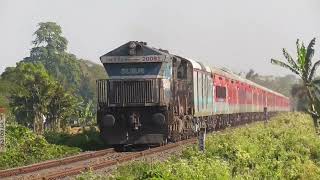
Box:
[97,41,173,146]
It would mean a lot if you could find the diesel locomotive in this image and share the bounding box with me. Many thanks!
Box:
[97,41,290,146]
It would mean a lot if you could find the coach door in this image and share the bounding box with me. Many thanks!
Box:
[173,57,193,116]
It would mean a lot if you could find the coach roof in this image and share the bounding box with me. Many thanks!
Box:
[174,55,203,70]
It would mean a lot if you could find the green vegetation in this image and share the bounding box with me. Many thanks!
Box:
[77,59,107,102]
[44,127,106,151]
[0,124,80,170]
[22,22,106,103]
[0,22,103,133]
[0,79,12,109]
[0,22,105,166]
[271,38,320,132]
[1,63,79,134]
[23,22,82,94]
[77,113,320,179]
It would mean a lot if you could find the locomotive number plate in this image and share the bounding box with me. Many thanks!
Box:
[101,55,167,63]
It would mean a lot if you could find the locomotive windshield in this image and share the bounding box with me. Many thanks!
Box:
[104,62,162,77]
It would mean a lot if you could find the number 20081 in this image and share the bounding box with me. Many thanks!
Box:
[142,56,161,62]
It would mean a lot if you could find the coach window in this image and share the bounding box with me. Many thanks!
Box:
[216,86,226,100]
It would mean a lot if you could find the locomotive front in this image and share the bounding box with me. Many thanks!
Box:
[97,41,172,146]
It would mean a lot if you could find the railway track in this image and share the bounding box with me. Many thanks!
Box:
[0,138,197,180]
[0,148,115,179]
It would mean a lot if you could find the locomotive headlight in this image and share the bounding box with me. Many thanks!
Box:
[152,113,166,125]
[102,114,116,127]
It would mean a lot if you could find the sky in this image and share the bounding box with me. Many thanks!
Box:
[1,0,320,76]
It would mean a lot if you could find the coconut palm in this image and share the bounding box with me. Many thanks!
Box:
[271,38,320,132]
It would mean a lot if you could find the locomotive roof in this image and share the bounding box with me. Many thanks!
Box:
[101,41,166,57]
[100,41,169,63]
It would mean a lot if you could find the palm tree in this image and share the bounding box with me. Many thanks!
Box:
[271,38,320,132]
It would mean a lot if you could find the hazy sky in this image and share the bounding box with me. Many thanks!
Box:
[1,0,320,75]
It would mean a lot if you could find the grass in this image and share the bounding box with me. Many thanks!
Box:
[77,112,320,179]
[0,125,81,170]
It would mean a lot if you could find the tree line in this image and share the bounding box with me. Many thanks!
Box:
[0,22,105,134]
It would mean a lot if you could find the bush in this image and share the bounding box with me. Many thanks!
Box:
[107,112,320,179]
[0,125,80,169]
[44,127,106,151]
[192,112,320,179]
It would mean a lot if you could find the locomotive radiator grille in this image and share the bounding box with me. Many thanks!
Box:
[97,80,108,104]
[97,79,160,106]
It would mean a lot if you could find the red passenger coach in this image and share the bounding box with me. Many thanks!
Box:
[210,67,290,116]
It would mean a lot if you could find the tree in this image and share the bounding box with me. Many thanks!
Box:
[45,85,80,132]
[1,22,105,131]
[0,79,12,108]
[32,22,68,52]
[23,22,106,104]
[271,38,320,132]
[24,22,82,93]
[1,62,80,133]
[3,63,56,134]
